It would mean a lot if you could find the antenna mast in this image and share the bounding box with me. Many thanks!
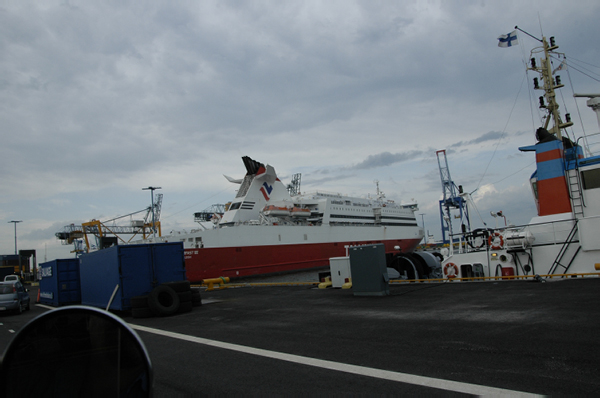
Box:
[525,30,573,139]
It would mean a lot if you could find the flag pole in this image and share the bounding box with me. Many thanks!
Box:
[514,26,541,43]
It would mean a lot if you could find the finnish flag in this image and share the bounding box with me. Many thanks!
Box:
[498,30,519,47]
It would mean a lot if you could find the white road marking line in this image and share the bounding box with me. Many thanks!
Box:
[131,324,542,397]
[35,304,55,311]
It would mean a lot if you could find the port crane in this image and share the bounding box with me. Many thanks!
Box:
[436,150,471,244]
[55,194,163,254]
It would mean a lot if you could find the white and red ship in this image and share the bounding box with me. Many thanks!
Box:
[148,157,424,282]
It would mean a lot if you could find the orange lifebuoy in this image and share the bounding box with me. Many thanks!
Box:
[443,262,459,278]
[488,232,504,250]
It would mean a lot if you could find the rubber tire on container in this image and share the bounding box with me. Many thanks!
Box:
[191,290,202,307]
[132,307,154,319]
[148,285,180,317]
[178,291,192,303]
[177,301,193,314]
[131,295,149,309]
[163,280,191,293]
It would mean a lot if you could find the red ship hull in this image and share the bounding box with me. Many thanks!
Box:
[184,237,422,282]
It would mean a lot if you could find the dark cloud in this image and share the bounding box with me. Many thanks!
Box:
[351,150,425,170]
[449,131,506,149]
[303,173,356,188]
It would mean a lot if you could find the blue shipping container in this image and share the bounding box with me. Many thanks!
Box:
[39,258,81,306]
[79,242,186,311]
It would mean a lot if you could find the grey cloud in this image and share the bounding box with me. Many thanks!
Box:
[449,131,505,148]
[303,173,357,188]
[351,151,425,170]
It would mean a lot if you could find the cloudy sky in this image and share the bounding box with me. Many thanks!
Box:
[1,0,599,263]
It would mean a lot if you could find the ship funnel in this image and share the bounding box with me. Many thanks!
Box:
[242,156,264,175]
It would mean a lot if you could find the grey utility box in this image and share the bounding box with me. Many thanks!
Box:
[349,244,389,296]
[329,257,351,288]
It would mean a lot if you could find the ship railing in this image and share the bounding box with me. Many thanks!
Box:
[520,218,579,246]
[449,217,578,255]
[579,131,600,158]
[301,190,345,198]
[329,221,388,227]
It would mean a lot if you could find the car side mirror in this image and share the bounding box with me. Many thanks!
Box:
[0,306,152,397]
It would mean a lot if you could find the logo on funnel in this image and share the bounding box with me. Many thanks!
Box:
[260,182,273,200]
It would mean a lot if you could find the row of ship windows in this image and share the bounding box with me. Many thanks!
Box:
[329,214,416,221]
[329,221,418,227]
[329,206,406,214]
[183,237,203,243]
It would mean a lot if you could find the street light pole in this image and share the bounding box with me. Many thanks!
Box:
[8,220,22,255]
[418,213,425,243]
[142,187,161,239]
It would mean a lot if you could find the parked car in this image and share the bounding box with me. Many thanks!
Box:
[4,275,19,282]
[0,281,30,314]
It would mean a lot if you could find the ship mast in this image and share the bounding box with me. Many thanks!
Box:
[524,28,573,139]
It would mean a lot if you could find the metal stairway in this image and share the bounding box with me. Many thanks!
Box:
[567,168,585,219]
[548,220,581,276]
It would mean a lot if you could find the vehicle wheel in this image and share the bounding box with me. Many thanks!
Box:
[26,302,30,311]
[15,304,23,315]
[132,307,154,319]
[148,285,180,317]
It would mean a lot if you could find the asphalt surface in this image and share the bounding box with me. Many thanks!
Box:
[2,278,599,396]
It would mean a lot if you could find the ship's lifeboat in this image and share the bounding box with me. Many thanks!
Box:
[503,229,535,249]
[291,207,311,217]
[263,205,291,217]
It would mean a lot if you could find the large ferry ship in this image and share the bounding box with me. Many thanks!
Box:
[144,156,424,282]
[440,31,600,280]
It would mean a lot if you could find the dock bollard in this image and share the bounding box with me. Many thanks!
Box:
[341,278,352,289]
[318,276,332,289]
[202,277,230,291]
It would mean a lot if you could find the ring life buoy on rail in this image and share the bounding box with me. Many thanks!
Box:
[488,232,504,250]
[443,262,459,278]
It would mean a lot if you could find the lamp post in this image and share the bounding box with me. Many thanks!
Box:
[142,187,161,239]
[8,220,22,255]
[418,213,425,243]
